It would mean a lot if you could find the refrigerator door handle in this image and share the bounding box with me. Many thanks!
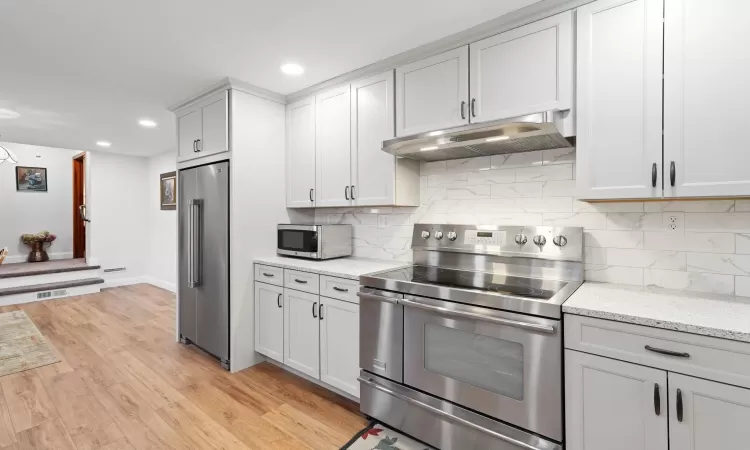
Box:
[188,199,203,288]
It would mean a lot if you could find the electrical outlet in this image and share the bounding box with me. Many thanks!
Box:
[662,213,684,233]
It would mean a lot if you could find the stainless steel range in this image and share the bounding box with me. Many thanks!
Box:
[358,224,584,450]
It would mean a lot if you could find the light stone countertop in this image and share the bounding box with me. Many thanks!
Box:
[254,255,409,280]
[563,282,750,343]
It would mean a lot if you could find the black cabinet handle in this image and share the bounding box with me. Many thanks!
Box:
[319,303,323,320]
[652,163,657,188]
[294,278,308,284]
[262,272,274,277]
[351,185,356,200]
[193,140,197,152]
[676,388,683,422]
[332,286,349,293]
[670,161,676,187]
[277,293,282,308]
[196,139,202,152]
[312,302,317,318]
[461,101,466,120]
[471,98,476,117]
[645,345,690,358]
[345,186,350,200]
[654,383,661,416]
[309,188,314,202]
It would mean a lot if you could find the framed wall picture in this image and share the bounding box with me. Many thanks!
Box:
[16,166,48,192]
[160,171,177,210]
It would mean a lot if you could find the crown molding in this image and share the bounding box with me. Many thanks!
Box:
[168,77,287,112]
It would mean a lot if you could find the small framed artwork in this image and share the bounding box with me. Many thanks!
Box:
[16,166,48,192]
[160,171,177,210]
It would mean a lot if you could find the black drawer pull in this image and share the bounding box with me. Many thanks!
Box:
[262,272,274,277]
[332,286,349,293]
[294,278,308,284]
[645,345,690,358]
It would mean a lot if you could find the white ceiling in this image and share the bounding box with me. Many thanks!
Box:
[0,0,539,156]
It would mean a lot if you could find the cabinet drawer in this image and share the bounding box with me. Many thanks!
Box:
[255,264,283,286]
[320,276,359,303]
[284,269,320,294]
[565,314,750,390]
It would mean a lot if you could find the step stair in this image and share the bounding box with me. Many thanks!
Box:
[0,259,104,306]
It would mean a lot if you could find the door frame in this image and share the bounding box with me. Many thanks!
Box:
[72,152,86,259]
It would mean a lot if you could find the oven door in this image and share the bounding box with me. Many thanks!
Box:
[277,225,319,258]
[402,294,562,441]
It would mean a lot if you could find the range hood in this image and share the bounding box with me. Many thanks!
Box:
[382,111,574,162]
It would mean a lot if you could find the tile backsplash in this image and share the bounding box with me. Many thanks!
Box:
[301,148,750,297]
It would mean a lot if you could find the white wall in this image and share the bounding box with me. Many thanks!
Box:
[0,142,80,263]
[145,151,177,291]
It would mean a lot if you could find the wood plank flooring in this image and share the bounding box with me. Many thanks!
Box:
[0,284,367,449]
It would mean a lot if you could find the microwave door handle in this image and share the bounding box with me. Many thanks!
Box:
[399,297,556,334]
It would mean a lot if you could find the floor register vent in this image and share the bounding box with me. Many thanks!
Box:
[37,289,68,300]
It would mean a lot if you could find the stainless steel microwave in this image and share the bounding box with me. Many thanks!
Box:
[277,224,352,260]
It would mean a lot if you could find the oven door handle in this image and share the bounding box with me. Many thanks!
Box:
[356,291,400,305]
[399,297,556,334]
[357,376,558,450]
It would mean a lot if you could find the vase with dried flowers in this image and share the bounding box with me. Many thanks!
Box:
[20,231,56,263]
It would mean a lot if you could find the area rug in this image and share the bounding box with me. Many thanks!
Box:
[341,422,435,450]
[0,310,60,377]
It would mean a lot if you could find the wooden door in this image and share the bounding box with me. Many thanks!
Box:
[200,91,229,156]
[565,350,668,450]
[575,0,664,200]
[254,282,284,362]
[286,97,317,208]
[177,108,202,162]
[664,0,750,197]
[350,71,396,207]
[283,288,320,379]
[470,11,573,123]
[319,297,359,397]
[395,46,469,137]
[72,154,86,259]
[669,373,750,449]
[315,85,351,208]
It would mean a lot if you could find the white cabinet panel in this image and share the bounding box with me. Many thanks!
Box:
[283,288,320,378]
[576,0,663,200]
[669,373,750,449]
[200,91,229,156]
[470,11,572,123]
[395,47,469,137]
[316,85,352,207]
[177,109,201,161]
[254,282,284,362]
[286,97,316,208]
[664,0,750,197]
[351,71,396,206]
[565,350,668,450]
[320,297,360,397]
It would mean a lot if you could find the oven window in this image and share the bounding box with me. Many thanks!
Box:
[423,323,524,400]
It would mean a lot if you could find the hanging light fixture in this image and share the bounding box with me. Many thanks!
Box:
[0,135,18,165]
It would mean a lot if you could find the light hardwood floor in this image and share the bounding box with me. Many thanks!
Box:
[0,284,367,449]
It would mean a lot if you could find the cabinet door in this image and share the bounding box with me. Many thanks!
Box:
[395,47,469,137]
[669,373,750,449]
[254,282,284,362]
[283,288,320,379]
[351,71,396,206]
[575,0,663,200]
[200,91,229,156]
[177,108,202,161]
[470,11,572,123]
[565,350,668,450]
[286,97,317,208]
[664,0,750,197]
[319,297,359,397]
[316,85,351,207]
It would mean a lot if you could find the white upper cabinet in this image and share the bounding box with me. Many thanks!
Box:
[319,297,360,397]
[176,90,229,163]
[177,109,201,161]
[254,282,284,362]
[315,85,352,207]
[575,0,664,200]
[286,97,317,208]
[470,11,573,123]
[664,0,750,197]
[395,47,469,137]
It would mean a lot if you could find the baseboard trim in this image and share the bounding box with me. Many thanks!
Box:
[141,276,176,293]
[3,252,74,264]
[103,276,147,289]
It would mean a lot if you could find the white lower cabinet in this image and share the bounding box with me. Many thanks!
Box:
[254,282,284,362]
[283,288,320,378]
[320,297,360,397]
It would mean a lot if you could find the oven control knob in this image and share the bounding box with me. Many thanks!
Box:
[514,234,527,245]
[434,231,444,240]
[421,230,430,240]
[447,231,457,241]
[553,235,568,247]
[533,235,547,247]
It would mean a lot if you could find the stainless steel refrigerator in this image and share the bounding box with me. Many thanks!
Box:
[178,161,230,370]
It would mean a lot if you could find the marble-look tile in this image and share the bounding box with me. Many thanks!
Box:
[446,157,491,173]
[644,269,734,295]
[380,213,412,227]
[421,187,445,205]
[735,200,750,212]
[607,249,687,270]
[446,186,491,199]
[584,230,644,249]
[574,201,644,213]
[686,253,750,276]
[606,213,669,231]
[737,276,750,297]
[515,164,573,182]
[542,180,576,197]
[584,247,607,265]
[737,234,750,254]
[585,265,644,286]
[516,197,573,213]
[427,172,468,188]
[490,182,542,198]
[473,213,543,226]
[644,200,735,213]
[543,213,607,229]
[420,161,447,175]
[644,231,735,253]
[490,151,543,169]
[542,148,575,165]
[466,169,515,185]
[352,247,412,261]
[685,213,750,233]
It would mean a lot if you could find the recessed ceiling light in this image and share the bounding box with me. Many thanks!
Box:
[139,119,157,128]
[0,108,20,119]
[96,141,111,147]
[281,63,304,75]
